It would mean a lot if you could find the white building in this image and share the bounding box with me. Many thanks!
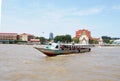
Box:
[79,34,89,45]
[75,29,92,45]
[113,39,120,45]
[98,37,103,45]
[19,33,35,41]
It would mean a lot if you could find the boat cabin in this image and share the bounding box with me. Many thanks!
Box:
[46,43,91,51]
[46,43,60,50]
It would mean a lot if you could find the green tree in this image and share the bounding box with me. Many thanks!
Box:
[73,38,79,43]
[102,36,111,44]
[65,35,72,43]
[93,40,98,44]
[54,35,64,43]
[36,37,46,44]
[89,39,98,44]
[89,39,93,44]
[54,34,72,43]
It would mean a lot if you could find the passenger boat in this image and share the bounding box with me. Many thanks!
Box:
[34,43,92,56]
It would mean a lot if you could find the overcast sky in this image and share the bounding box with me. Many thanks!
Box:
[0,0,1,27]
[1,0,120,38]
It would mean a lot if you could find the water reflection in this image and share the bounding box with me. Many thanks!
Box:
[0,44,120,81]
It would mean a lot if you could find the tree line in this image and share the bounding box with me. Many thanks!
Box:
[36,35,119,44]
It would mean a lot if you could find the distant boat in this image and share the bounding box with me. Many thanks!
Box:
[34,43,92,56]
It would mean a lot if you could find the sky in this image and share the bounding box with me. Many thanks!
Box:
[1,0,120,38]
[0,0,1,27]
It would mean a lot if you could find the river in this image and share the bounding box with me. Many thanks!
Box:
[0,44,120,81]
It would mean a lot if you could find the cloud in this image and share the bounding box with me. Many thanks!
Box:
[1,1,104,37]
[112,5,120,10]
[44,6,103,16]
[38,7,104,23]
[69,8,103,16]
[0,0,1,18]
[0,0,1,14]
[0,0,2,30]
[2,0,104,20]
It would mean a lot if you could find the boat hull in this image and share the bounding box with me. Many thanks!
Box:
[34,47,91,56]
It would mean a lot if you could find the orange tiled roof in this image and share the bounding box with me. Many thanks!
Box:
[75,29,93,39]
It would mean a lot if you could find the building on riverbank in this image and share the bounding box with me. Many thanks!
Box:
[19,33,35,41]
[49,32,54,40]
[74,29,103,45]
[113,39,120,45]
[74,29,93,44]
[0,33,39,44]
[0,33,18,43]
[29,39,40,44]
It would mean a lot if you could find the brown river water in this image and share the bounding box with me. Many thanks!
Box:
[0,44,120,81]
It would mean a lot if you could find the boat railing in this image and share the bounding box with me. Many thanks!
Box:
[60,44,93,50]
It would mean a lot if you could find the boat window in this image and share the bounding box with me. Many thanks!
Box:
[49,43,52,45]
[55,45,58,48]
